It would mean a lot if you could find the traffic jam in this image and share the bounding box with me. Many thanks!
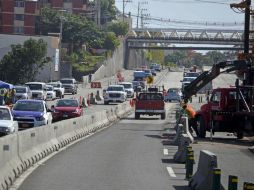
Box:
[0,64,163,136]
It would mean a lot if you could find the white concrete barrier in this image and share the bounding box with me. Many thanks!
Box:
[0,101,132,190]
[189,150,218,190]
[173,134,192,163]
[181,116,194,143]
[0,134,22,190]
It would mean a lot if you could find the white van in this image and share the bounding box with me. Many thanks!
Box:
[25,82,47,100]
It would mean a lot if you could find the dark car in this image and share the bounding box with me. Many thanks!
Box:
[52,98,83,122]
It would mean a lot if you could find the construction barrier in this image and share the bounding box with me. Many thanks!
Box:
[173,134,192,163]
[89,93,97,105]
[91,82,102,88]
[170,124,184,145]
[189,150,219,190]
[180,116,194,143]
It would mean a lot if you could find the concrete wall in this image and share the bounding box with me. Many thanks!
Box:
[0,34,60,82]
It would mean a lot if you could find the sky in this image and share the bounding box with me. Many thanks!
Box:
[115,0,247,30]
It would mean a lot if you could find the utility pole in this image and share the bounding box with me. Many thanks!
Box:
[122,0,131,22]
[137,2,140,28]
[96,0,101,27]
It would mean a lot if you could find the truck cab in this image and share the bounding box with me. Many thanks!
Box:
[196,87,250,138]
[134,87,165,120]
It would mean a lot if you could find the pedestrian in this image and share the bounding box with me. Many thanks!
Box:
[0,88,5,105]
[11,88,16,104]
[182,103,199,136]
[88,73,92,83]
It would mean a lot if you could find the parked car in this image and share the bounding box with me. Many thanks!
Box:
[119,82,135,98]
[46,85,56,100]
[47,82,65,98]
[12,99,52,129]
[60,78,78,95]
[164,88,182,102]
[52,98,83,122]
[25,82,47,100]
[15,86,32,101]
[0,106,18,136]
[104,85,127,105]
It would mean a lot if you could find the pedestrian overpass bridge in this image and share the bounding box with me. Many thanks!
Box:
[124,28,246,67]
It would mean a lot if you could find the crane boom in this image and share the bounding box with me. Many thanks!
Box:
[182,60,248,102]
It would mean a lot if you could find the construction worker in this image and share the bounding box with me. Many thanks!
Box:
[182,103,199,136]
[0,88,5,105]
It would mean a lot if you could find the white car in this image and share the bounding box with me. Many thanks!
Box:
[118,82,134,98]
[0,106,18,136]
[46,85,56,100]
[104,85,127,105]
[25,82,47,100]
[181,77,196,91]
[48,82,65,98]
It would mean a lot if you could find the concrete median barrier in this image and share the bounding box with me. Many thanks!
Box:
[189,150,219,190]
[171,124,184,145]
[0,134,23,190]
[180,116,194,143]
[173,134,192,163]
[0,100,133,190]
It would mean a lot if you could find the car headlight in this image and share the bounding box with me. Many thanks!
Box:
[36,116,45,121]
[72,109,79,113]
[5,128,10,132]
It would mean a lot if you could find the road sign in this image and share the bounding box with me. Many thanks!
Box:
[91,82,102,88]
[147,76,154,84]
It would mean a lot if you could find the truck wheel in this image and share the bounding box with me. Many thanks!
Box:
[161,113,166,120]
[135,113,140,119]
[197,116,206,138]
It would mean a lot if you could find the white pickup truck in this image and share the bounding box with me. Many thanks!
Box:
[48,82,65,99]
[104,85,127,105]
[0,106,18,136]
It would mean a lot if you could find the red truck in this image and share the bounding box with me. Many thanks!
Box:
[134,87,165,120]
[182,60,254,139]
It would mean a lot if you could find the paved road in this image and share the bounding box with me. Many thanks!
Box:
[17,70,254,190]
[18,70,184,190]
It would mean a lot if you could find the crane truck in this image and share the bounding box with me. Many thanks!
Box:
[182,59,254,139]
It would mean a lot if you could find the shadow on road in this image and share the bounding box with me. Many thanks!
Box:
[145,134,163,139]
[196,137,254,147]
[122,117,160,121]
[120,128,164,132]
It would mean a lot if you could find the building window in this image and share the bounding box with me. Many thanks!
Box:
[15,1,25,7]
[15,14,24,21]
[14,27,24,34]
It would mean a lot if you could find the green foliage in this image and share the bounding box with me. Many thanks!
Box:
[101,0,116,24]
[164,50,230,68]
[0,39,48,84]
[103,32,120,51]
[107,21,129,36]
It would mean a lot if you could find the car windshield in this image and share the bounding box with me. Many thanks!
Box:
[138,93,163,100]
[107,86,124,91]
[49,83,60,88]
[46,86,53,91]
[168,88,179,93]
[56,99,78,107]
[15,87,26,93]
[60,80,73,84]
[121,84,132,89]
[26,84,42,90]
[0,108,11,120]
[185,72,199,77]
[183,77,195,82]
[13,101,44,112]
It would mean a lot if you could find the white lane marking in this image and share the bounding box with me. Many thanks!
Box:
[163,148,168,155]
[167,167,176,177]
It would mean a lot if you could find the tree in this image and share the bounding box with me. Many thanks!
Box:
[0,39,48,84]
[107,21,129,36]
[103,32,120,51]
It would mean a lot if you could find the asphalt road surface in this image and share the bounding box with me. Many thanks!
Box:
[16,70,254,190]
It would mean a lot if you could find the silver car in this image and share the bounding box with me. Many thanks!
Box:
[15,86,32,101]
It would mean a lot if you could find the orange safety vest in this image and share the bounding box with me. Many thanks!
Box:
[185,105,196,118]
